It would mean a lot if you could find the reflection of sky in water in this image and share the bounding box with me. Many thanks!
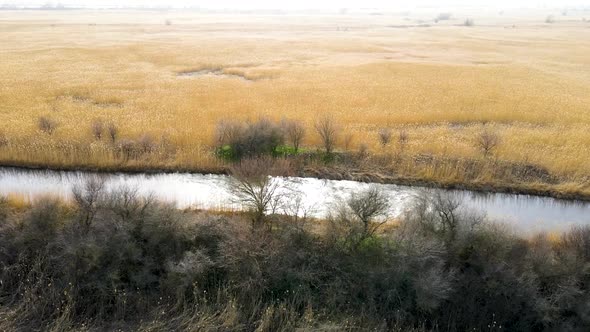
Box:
[1,167,589,234]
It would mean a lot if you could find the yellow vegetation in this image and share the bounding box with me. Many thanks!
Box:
[0,10,589,195]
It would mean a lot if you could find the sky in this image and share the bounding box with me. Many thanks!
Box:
[2,0,588,9]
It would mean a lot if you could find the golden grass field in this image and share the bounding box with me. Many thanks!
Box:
[0,9,589,196]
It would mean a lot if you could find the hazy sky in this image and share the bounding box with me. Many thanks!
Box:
[4,0,588,9]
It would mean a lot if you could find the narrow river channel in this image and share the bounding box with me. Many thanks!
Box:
[1,167,589,233]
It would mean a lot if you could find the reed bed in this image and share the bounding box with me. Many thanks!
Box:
[0,10,589,195]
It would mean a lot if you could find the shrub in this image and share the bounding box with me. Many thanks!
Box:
[38,116,57,134]
[546,15,555,23]
[72,176,106,230]
[116,139,137,160]
[398,129,409,153]
[315,115,339,155]
[137,133,156,154]
[476,130,501,157]
[216,118,285,160]
[229,157,293,227]
[464,18,474,26]
[347,186,390,237]
[378,128,392,147]
[2,191,590,331]
[281,118,305,152]
[91,119,104,140]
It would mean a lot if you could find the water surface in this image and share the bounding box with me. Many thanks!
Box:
[1,167,589,233]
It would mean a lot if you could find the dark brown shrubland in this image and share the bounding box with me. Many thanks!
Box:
[0,187,590,331]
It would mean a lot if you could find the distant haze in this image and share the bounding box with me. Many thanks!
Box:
[2,0,589,10]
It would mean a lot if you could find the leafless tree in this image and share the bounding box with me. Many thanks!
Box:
[347,186,390,236]
[91,119,104,140]
[378,128,393,147]
[72,176,106,230]
[315,115,339,155]
[281,119,306,152]
[107,122,118,143]
[106,185,156,222]
[406,192,483,246]
[38,116,57,135]
[476,130,501,157]
[229,157,292,229]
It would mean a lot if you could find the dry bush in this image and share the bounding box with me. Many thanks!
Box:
[91,119,104,140]
[1,192,590,330]
[281,118,305,152]
[216,118,284,159]
[378,128,392,147]
[404,192,484,246]
[216,119,244,146]
[38,116,57,135]
[315,115,339,155]
[229,157,293,227]
[464,18,474,26]
[476,130,501,157]
[138,133,156,154]
[72,176,106,230]
[116,139,138,160]
[346,186,390,236]
[398,129,409,153]
[546,15,555,23]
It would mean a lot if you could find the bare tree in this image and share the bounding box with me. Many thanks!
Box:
[106,185,155,222]
[405,192,483,246]
[281,119,306,152]
[347,186,390,237]
[38,116,57,135]
[72,176,106,230]
[107,122,118,144]
[229,157,292,229]
[378,128,392,147]
[91,119,104,140]
[315,115,339,155]
[476,130,501,157]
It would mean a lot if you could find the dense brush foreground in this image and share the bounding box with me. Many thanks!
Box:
[1,183,590,331]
